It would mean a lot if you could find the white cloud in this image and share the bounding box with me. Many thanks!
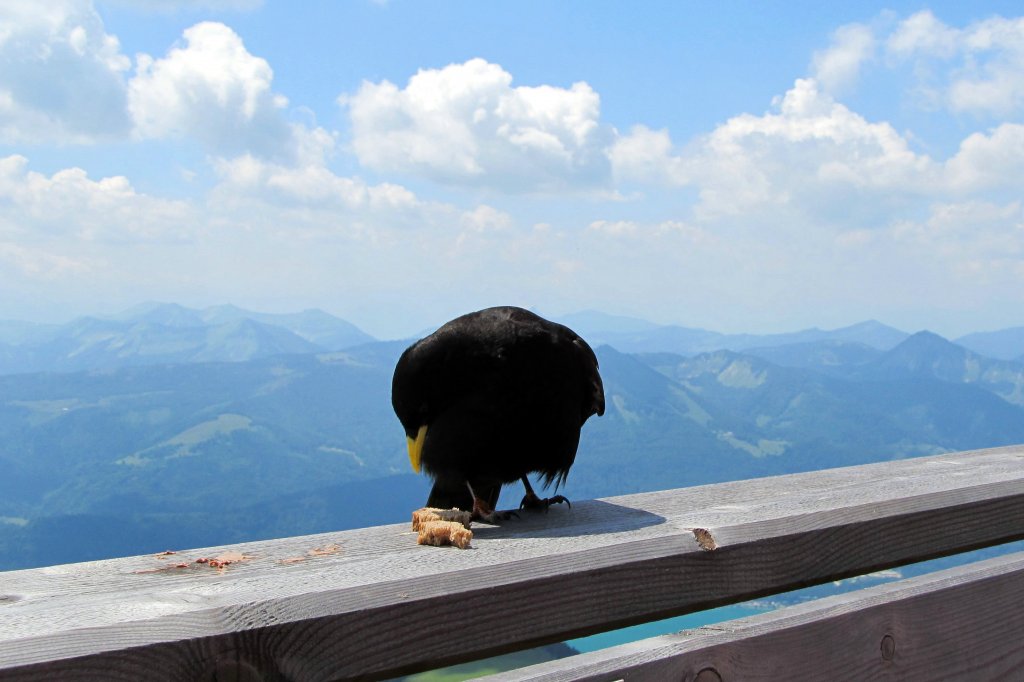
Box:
[0,6,329,164]
[907,201,1023,256]
[0,153,533,328]
[612,79,936,223]
[0,154,194,243]
[886,10,960,58]
[608,125,690,186]
[0,0,131,143]
[886,11,1024,117]
[0,242,92,279]
[588,218,708,242]
[344,58,613,193]
[873,199,1024,295]
[812,23,875,93]
[460,205,513,233]
[128,22,330,164]
[209,154,418,216]
[4,8,1024,337]
[945,123,1024,191]
[588,219,639,236]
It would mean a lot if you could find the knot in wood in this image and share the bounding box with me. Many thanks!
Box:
[880,634,896,661]
[694,667,723,682]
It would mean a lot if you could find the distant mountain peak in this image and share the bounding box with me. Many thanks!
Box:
[955,325,1024,361]
[905,329,945,340]
[864,330,977,382]
[113,302,206,328]
[897,330,960,352]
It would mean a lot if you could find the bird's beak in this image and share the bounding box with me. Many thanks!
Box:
[407,424,428,473]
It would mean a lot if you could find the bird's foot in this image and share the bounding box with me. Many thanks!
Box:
[472,497,519,524]
[473,509,520,524]
[519,492,571,512]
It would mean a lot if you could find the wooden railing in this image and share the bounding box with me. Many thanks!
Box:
[2,445,1024,681]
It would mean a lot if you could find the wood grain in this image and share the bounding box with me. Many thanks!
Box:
[1,445,1023,680]
[484,550,1024,681]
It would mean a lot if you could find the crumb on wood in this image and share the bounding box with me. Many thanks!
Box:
[205,551,254,570]
[308,543,342,557]
[417,520,473,549]
[412,507,472,531]
[279,543,342,564]
[135,550,256,574]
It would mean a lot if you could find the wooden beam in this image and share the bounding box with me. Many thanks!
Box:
[483,549,1024,681]
[1,445,1023,680]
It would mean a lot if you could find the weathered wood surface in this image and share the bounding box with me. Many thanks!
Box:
[484,549,1024,681]
[1,445,1023,681]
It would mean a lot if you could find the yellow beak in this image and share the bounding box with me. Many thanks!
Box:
[407,424,428,473]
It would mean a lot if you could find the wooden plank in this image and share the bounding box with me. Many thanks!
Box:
[483,549,1024,681]
[0,445,1023,681]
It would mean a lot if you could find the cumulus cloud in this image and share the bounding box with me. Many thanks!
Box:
[874,199,1024,293]
[4,8,1024,334]
[0,153,531,327]
[945,123,1024,191]
[0,154,194,242]
[0,241,92,279]
[607,12,1024,221]
[886,11,1024,116]
[0,6,330,165]
[0,0,131,143]
[460,205,513,233]
[209,154,419,219]
[812,23,875,93]
[886,10,960,58]
[608,125,691,186]
[588,219,708,242]
[897,200,1023,251]
[344,58,613,193]
[613,78,936,223]
[129,22,330,164]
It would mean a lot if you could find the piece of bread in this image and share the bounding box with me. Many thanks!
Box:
[416,520,473,549]
[411,507,472,531]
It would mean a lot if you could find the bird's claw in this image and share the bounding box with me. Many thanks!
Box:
[520,492,571,512]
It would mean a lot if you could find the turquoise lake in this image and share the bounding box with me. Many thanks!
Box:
[567,602,768,653]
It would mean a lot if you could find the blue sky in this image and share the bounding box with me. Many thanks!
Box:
[2,1,1024,339]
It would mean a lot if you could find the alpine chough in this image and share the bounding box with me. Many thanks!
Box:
[392,306,605,522]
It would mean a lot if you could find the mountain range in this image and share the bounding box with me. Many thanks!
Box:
[3,303,1023,373]
[0,303,374,375]
[2,304,1024,570]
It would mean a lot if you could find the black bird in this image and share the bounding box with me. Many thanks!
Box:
[392,306,605,522]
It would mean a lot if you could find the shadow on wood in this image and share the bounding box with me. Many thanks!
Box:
[472,499,667,540]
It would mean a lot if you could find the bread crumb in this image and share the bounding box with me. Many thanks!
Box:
[417,520,473,549]
[412,507,472,531]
